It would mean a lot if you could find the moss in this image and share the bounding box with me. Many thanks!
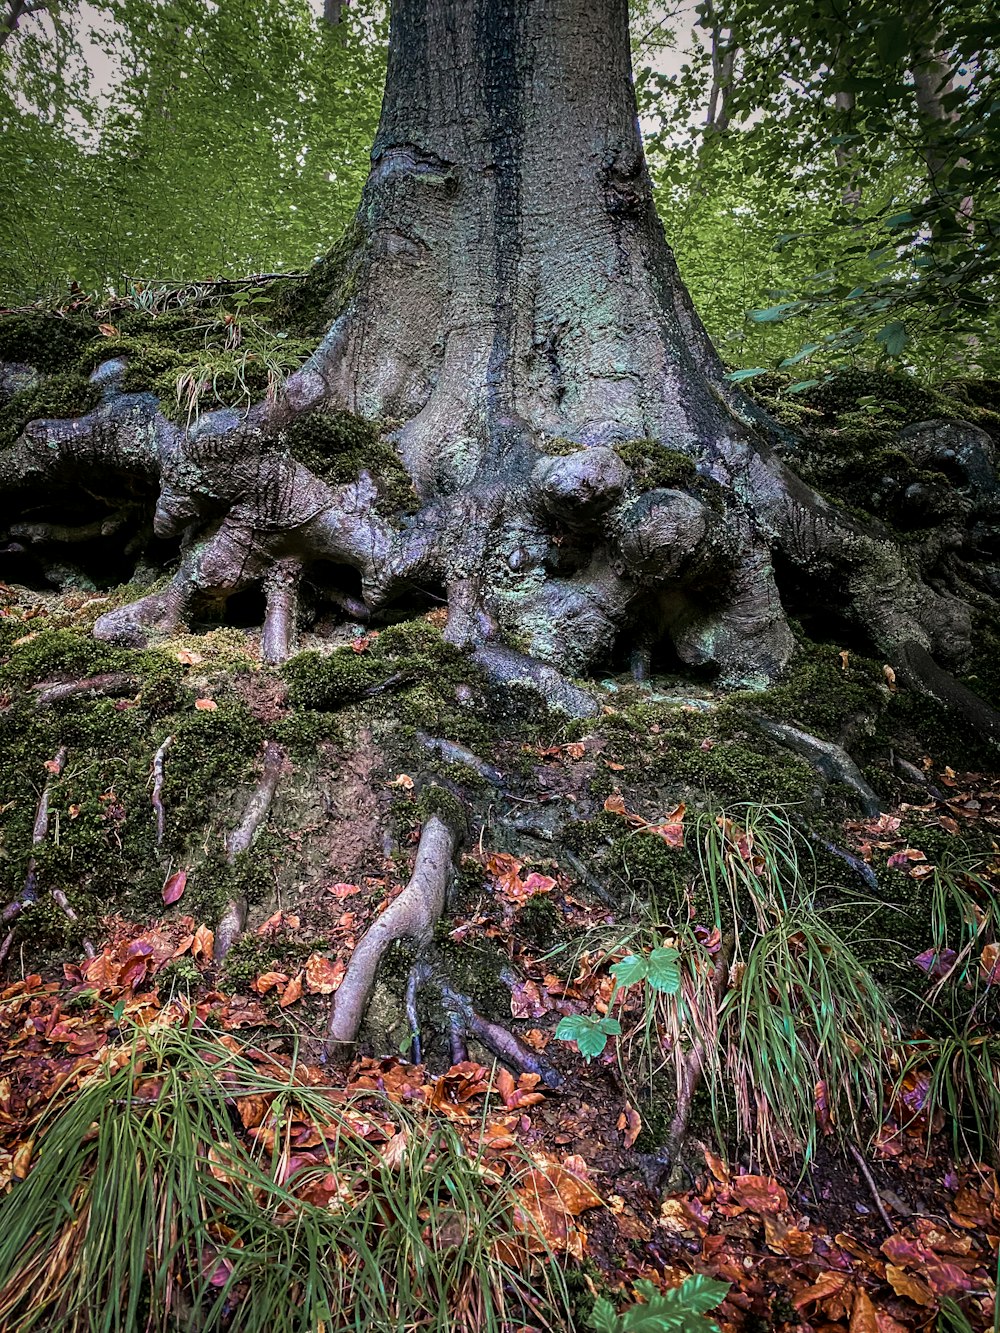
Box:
[268,221,366,336]
[0,312,99,373]
[518,894,562,948]
[536,436,584,457]
[271,710,343,755]
[280,409,417,513]
[285,648,384,711]
[433,936,512,1022]
[412,783,467,834]
[0,373,102,450]
[614,439,726,512]
[747,642,886,740]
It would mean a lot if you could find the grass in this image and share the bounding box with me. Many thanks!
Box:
[0,1016,571,1332]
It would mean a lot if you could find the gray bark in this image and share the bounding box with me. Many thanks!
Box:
[0,0,989,727]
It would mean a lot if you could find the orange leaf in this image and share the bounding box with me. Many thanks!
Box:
[304,953,345,994]
[194,698,217,711]
[617,1102,642,1149]
[326,881,361,898]
[252,971,289,994]
[885,1265,934,1307]
[850,1288,879,1333]
[278,972,304,1008]
[176,649,204,665]
[192,924,214,962]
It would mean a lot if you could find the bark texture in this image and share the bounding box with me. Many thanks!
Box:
[0,0,990,725]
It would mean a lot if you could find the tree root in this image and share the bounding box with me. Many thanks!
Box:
[438,979,564,1089]
[150,736,172,847]
[34,673,140,708]
[414,732,505,787]
[216,741,287,961]
[326,814,458,1057]
[754,716,882,817]
[1,747,95,966]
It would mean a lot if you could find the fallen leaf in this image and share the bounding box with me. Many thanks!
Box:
[98,322,118,336]
[980,942,1000,985]
[839,650,850,670]
[883,664,897,691]
[617,1102,641,1149]
[162,869,187,905]
[850,1288,879,1333]
[885,1265,934,1306]
[176,649,204,665]
[389,773,414,789]
[305,953,345,994]
[278,972,304,1008]
[326,881,361,898]
[194,698,217,711]
[730,1173,788,1215]
[252,971,289,994]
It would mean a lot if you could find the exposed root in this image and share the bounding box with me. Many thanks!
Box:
[894,640,1000,746]
[810,834,879,892]
[150,736,172,847]
[414,732,505,788]
[216,741,287,961]
[754,716,882,817]
[472,644,599,719]
[326,814,458,1057]
[261,558,302,666]
[437,979,564,1089]
[34,674,140,708]
[1,748,95,965]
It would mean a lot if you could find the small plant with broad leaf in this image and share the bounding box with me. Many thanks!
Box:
[589,1275,730,1333]
[556,945,682,1062]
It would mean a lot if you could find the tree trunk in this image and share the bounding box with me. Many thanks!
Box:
[0,0,989,726]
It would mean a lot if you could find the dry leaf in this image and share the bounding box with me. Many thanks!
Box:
[617,1102,642,1149]
[883,664,897,691]
[389,773,414,789]
[278,972,304,1008]
[839,650,850,670]
[176,649,204,665]
[885,1264,934,1306]
[162,869,187,905]
[194,698,217,711]
[305,953,345,994]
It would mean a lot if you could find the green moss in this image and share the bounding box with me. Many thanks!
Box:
[536,436,584,457]
[280,409,417,513]
[268,221,366,336]
[0,374,102,450]
[414,783,466,832]
[284,648,384,711]
[272,710,343,755]
[433,936,512,1022]
[613,440,727,513]
[518,894,562,948]
[0,312,99,373]
[747,642,886,740]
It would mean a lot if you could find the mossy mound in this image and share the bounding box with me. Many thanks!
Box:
[280,410,417,513]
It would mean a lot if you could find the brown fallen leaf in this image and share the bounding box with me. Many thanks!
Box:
[850,1288,879,1333]
[885,1264,934,1307]
[176,649,204,665]
[194,698,217,711]
[617,1102,642,1150]
[278,972,304,1008]
[304,953,345,994]
[252,971,289,995]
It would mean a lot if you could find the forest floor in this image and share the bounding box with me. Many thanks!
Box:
[1,568,999,1330]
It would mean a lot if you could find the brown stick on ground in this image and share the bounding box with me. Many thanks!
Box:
[150,735,173,847]
[327,815,458,1057]
[34,674,140,708]
[215,741,287,961]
